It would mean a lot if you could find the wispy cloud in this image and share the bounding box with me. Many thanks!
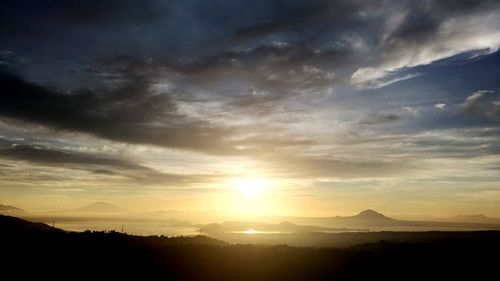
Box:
[352,72,420,89]
[0,140,215,186]
[434,103,446,110]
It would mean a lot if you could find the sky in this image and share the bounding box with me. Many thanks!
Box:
[1,0,500,218]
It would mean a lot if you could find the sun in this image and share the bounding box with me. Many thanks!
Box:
[234,178,269,198]
[221,177,277,216]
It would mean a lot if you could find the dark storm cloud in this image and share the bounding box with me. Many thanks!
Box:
[3,0,499,92]
[0,70,237,154]
[213,0,370,48]
[1,0,333,61]
[0,66,317,154]
[50,0,166,24]
[432,0,499,12]
[2,66,321,161]
[386,0,496,43]
[3,0,499,62]
[0,0,167,35]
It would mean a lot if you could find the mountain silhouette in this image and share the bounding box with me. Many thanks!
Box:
[335,209,394,221]
[354,209,392,220]
[2,214,500,280]
[0,214,57,232]
[73,202,126,213]
[330,209,397,226]
[321,210,500,229]
[450,214,500,224]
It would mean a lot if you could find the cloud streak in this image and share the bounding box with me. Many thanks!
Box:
[0,141,215,186]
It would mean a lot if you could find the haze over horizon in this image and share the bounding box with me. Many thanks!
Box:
[1,0,500,219]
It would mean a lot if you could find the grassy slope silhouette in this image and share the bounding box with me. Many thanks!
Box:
[1,214,499,281]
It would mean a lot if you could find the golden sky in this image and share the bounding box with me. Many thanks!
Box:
[1,0,500,218]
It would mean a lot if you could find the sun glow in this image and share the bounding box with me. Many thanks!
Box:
[233,178,269,198]
[243,229,257,235]
[215,176,290,217]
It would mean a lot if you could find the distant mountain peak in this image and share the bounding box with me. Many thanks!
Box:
[454,214,487,219]
[357,209,386,218]
[88,202,115,207]
[74,202,126,213]
[329,209,396,227]
[450,214,500,224]
[279,221,295,227]
[342,209,395,222]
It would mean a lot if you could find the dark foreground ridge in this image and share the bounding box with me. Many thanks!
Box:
[1,215,499,281]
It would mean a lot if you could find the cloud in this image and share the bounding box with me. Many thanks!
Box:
[50,0,166,24]
[435,103,446,110]
[352,71,420,89]
[0,0,499,198]
[4,0,498,103]
[226,63,336,114]
[463,90,496,115]
[0,142,213,185]
[488,101,500,118]
[0,67,321,160]
[360,113,401,125]
[0,144,146,170]
[0,0,361,61]
[266,154,416,179]
[0,71,238,154]
[464,91,488,113]
[92,45,339,119]
[401,106,419,117]
[350,0,500,86]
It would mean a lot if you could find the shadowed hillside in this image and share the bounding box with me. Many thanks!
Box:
[1,214,499,281]
[0,213,55,231]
